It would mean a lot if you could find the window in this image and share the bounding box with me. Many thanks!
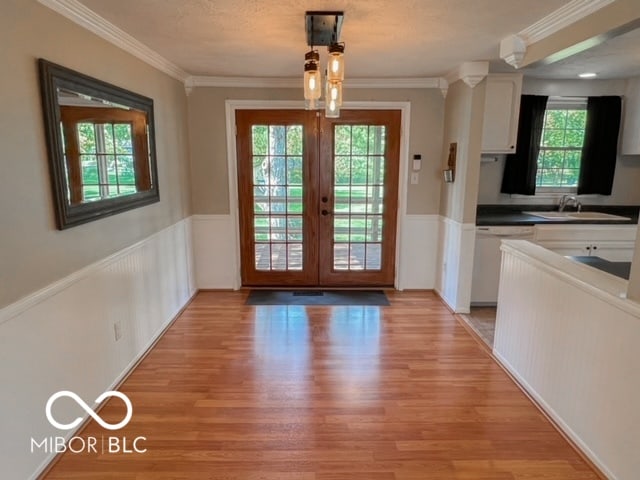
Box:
[535,99,587,191]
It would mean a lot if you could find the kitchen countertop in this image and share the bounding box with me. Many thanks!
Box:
[476,205,639,226]
[568,256,631,280]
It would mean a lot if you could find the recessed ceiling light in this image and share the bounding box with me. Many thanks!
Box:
[579,72,597,78]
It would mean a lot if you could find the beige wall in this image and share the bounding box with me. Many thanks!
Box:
[438,80,486,224]
[0,0,191,308]
[187,87,444,215]
[477,77,640,206]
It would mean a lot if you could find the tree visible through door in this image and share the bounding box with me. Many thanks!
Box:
[236,109,400,287]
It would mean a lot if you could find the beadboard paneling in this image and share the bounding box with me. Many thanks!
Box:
[435,217,475,312]
[0,218,195,480]
[494,240,640,480]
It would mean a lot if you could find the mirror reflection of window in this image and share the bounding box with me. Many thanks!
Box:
[58,94,151,204]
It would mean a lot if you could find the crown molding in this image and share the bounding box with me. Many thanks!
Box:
[499,0,615,68]
[186,76,443,89]
[500,35,527,69]
[519,0,616,45]
[37,0,188,82]
[445,62,489,88]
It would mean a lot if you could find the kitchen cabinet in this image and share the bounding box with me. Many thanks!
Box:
[481,74,523,153]
[621,76,640,155]
[534,224,637,262]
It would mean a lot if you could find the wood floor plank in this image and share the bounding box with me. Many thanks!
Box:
[42,291,601,479]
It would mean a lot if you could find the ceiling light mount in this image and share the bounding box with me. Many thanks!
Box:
[305,11,343,46]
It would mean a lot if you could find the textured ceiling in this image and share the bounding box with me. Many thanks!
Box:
[77,0,568,77]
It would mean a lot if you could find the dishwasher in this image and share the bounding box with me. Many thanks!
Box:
[471,226,535,306]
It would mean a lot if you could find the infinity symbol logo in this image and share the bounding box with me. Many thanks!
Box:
[45,390,133,431]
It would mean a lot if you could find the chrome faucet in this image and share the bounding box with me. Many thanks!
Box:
[558,194,582,212]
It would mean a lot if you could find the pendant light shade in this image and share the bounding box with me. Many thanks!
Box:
[304,50,321,110]
[325,98,340,118]
[327,43,345,82]
[325,78,343,107]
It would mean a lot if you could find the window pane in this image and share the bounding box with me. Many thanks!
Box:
[81,155,98,184]
[566,151,581,169]
[252,126,268,155]
[566,110,587,129]
[351,126,368,154]
[536,106,586,189]
[113,124,133,154]
[542,129,564,147]
[286,125,302,155]
[545,110,566,129]
[117,156,135,184]
[561,169,579,187]
[269,126,286,155]
[368,126,385,155]
[77,124,96,153]
[334,156,351,184]
[564,129,584,148]
[335,126,351,154]
[351,157,368,185]
[544,150,564,169]
[286,157,303,185]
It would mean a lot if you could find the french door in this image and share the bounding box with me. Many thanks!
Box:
[236,109,400,287]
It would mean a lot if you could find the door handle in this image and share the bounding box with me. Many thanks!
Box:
[321,209,331,216]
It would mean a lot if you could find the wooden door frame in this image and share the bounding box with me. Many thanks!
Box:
[225,100,411,290]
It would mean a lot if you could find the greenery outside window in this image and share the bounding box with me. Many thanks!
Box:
[535,98,587,193]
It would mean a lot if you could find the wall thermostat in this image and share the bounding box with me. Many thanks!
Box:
[412,154,422,171]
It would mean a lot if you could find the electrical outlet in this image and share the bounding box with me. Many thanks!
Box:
[113,321,122,341]
[410,173,419,184]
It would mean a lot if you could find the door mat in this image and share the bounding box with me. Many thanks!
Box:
[246,290,390,306]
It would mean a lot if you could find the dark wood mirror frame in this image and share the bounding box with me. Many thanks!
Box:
[38,59,160,229]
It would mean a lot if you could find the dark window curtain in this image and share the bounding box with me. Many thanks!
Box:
[501,95,548,195]
[577,96,622,195]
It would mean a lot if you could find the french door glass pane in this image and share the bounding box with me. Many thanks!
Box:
[251,124,304,271]
[332,125,385,271]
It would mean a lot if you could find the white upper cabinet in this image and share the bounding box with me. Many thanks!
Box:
[621,77,640,155]
[481,74,523,153]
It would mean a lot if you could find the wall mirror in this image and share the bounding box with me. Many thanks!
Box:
[38,59,159,229]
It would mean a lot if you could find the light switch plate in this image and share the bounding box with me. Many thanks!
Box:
[410,173,419,184]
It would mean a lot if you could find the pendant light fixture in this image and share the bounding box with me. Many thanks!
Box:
[327,43,345,82]
[304,11,345,117]
[304,50,321,110]
[325,74,342,118]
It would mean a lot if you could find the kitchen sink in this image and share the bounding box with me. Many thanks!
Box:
[522,211,631,221]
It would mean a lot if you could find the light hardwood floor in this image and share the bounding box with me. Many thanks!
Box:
[43,291,599,479]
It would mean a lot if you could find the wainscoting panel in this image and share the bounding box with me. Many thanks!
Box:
[191,214,239,289]
[397,215,439,290]
[435,217,476,313]
[0,218,196,480]
[494,240,640,480]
